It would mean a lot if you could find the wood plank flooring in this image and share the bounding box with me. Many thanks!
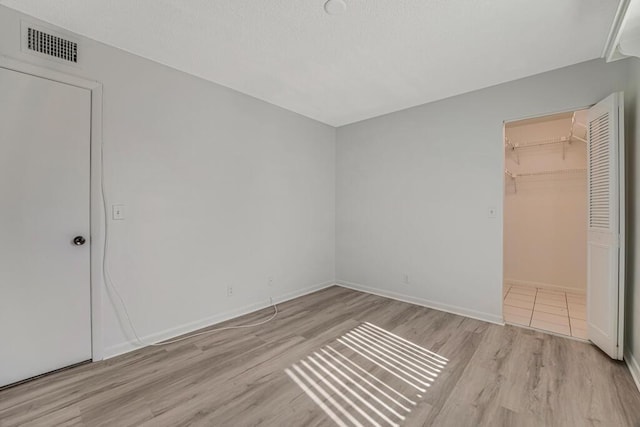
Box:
[1,286,640,426]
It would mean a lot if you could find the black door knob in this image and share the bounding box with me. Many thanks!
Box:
[73,236,86,246]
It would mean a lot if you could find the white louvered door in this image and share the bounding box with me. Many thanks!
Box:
[586,92,625,360]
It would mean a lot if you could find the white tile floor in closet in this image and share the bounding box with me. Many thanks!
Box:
[503,284,587,339]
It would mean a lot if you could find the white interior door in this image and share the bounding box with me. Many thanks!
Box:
[586,92,625,360]
[0,67,92,387]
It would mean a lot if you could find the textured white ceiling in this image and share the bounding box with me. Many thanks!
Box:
[0,0,620,126]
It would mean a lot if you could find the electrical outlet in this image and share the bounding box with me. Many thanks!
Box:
[226,285,233,297]
[268,276,274,287]
[402,273,409,285]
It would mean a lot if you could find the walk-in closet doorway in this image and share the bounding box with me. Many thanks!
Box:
[501,93,626,360]
[503,108,589,339]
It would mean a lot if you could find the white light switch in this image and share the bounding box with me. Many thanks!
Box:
[488,206,497,218]
[112,204,125,220]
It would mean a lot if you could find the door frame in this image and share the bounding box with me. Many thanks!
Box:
[500,104,593,324]
[0,55,105,361]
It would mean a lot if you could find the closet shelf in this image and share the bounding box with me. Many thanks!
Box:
[505,112,587,164]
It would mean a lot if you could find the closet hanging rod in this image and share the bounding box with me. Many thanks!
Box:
[505,168,585,193]
[506,168,586,178]
[504,135,585,149]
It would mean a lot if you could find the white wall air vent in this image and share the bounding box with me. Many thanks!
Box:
[27,27,77,63]
[21,22,81,67]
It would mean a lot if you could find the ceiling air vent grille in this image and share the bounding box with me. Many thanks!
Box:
[26,27,78,63]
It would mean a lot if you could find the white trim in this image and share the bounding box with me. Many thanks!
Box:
[602,0,633,62]
[502,104,593,127]
[0,55,105,361]
[504,278,586,295]
[336,280,504,325]
[617,93,626,360]
[104,281,336,359]
[505,321,589,343]
[0,54,99,89]
[625,350,640,393]
[89,84,104,361]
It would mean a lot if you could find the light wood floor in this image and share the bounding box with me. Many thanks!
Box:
[1,286,640,426]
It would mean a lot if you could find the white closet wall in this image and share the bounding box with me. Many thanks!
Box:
[504,113,588,292]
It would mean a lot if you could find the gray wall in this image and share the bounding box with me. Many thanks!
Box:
[0,5,336,357]
[626,57,640,372]
[336,58,635,327]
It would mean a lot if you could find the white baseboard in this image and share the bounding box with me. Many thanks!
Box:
[104,280,335,359]
[625,350,640,393]
[504,278,585,294]
[336,280,504,325]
